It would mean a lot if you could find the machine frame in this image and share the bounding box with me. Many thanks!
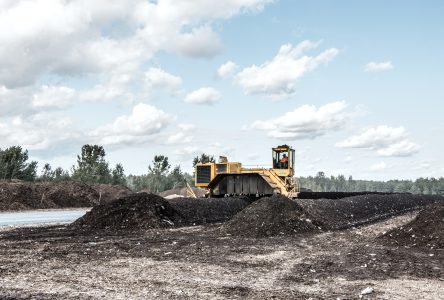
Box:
[194,145,299,198]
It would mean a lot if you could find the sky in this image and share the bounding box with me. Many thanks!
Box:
[0,0,443,180]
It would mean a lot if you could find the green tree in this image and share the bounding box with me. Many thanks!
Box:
[112,163,126,185]
[0,146,38,181]
[127,156,193,193]
[72,145,111,183]
[297,173,444,194]
[167,166,187,189]
[193,153,215,167]
[53,167,70,181]
[145,155,170,192]
[148,155,170,175]
[40,163,53,181]
[39,163,71,182]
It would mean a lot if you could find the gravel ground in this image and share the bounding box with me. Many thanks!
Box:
[1,211,443,300]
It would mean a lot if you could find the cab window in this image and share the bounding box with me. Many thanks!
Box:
[273,150,289,169]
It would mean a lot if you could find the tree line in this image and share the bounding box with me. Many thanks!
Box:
[0,145,213,193]
[1,146,443,195]
[299,172,444,195]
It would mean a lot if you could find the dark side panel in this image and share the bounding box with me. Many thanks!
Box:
[196,166,212,184]
[208,173,274,196]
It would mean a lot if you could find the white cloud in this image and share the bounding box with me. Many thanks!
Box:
[336,125,420,157]
[184,87,221,105]
[235,41,338,98]
[165,123,195,145]
[32,85,75,109]
[144,67,183,93]
[0,0,141,88]
[370,162,387,172]
[79,73,134,102]
[2,84,76,114]
[79,84,128,102]
[377,140,420,157]
[178,124,196,131]
[90,103,173,146]
[0,113,78,151]
[175,146,200,156]
[217,60,239,78]
[337,125,406,148]
[167,26,222,59]
[166,132,193,145]
[0,85,34,116]
[0,0,273,88]
[364,61,394,72]
[250,101,348,139]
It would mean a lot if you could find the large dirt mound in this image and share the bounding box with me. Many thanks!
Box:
[0,180,132,211]
[167,197,251,224]
[73,193,184,230]
[221,195,322,237]
[380,201,444,249]
[90,183,133,204]
[0,180,100,210]
[296,194,442,230]
[38,181,101,207]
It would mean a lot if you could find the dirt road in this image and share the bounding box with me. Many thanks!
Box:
[0,211,442,299]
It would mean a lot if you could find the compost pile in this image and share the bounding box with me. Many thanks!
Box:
[73,193,184,231]
[0,180,100,210]
[296,193,442,230]
[221,195,322,237]
[167,197,250,224]
[381,201,444,249]
[89,183,133,204]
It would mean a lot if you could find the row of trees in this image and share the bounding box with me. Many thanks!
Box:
[0,145,126,185]
[0,146,38,181]
[2,146,444,195]
[0,145,195,192]
[299,172,444,195]
[127,156,192,192]
[127,153,215,192]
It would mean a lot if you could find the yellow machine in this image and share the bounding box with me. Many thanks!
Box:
[195,145,299,198]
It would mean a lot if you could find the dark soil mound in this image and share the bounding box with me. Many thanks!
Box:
[296,194,442,230]
[73,193,184,230]
[90,183,133,204]
[380,201,444,249]
[167,197,251,224]
[38,181,100,208]
[222,195,322,237]
[0,180,100,211]
[0,180,39,210]
[297,191,391,199]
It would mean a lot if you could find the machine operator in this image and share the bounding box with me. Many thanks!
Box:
[280,153,288,169]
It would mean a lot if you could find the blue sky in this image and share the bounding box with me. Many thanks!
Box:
[0,0,443,180]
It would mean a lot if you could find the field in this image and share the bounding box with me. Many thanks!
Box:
[0,192,443,299]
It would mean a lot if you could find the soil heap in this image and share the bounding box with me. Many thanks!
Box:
[0,180,100,210]
[89,183,133,203]
[221,195,322,237]
[296,193,442,230]
[167,197,251,224]
[73,193,184,231]
[381,201,444,249]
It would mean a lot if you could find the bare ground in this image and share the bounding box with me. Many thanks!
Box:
[0,211,443,300]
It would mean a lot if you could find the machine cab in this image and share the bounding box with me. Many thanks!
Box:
[272,145,295,177]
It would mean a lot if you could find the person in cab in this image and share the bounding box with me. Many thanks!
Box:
[280,153,288,169]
